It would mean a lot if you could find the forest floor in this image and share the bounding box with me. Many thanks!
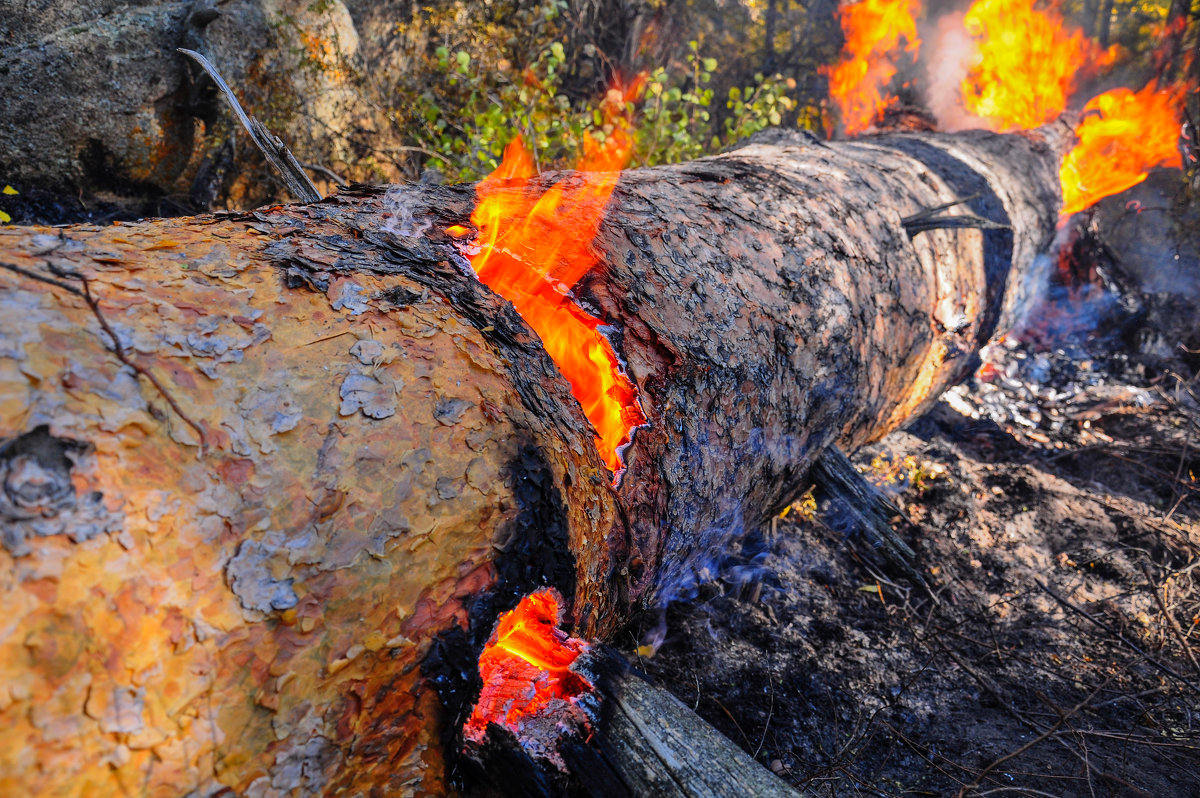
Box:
[630,334,1200,797]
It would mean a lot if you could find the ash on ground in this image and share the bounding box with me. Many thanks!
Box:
[627,220,1200,796]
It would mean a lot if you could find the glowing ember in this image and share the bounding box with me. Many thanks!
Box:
[456,92,646,473]
[1060,82,1185,216]
[824,0,921,135]
[464,589,592,743]
[961,0,1114,131]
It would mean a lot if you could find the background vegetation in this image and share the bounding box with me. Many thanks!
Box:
[0,0,1196,219]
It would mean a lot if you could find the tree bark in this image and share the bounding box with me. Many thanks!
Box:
[0,123,1068,796]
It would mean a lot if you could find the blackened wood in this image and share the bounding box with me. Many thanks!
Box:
[811,446,924,587]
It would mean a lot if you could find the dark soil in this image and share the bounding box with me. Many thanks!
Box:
[0,184,188,226]
[627,331,1200,797]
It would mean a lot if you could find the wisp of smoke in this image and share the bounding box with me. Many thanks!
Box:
[639,428,812,653]
[922,12,987,132]
[381,186,432,238]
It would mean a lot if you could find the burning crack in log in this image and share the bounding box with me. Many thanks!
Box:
[463,588,596,770]
[451,128,648,477]
[462,589,802,797]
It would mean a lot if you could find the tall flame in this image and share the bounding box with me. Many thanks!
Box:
[1060,82,1185,216]
[463,589,592,743]
[459,87,646,473]
[824,0,921,135]
[961,0,1114,131]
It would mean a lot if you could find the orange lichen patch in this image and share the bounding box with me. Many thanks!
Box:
[298,29,349,81]
[463,589,592,743]
[824,0,921,135]
[458,87,647,473]
[961,0,1116,132]
[1060,82,1186,216]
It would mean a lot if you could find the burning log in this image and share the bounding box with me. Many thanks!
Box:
[0,122,1068,795]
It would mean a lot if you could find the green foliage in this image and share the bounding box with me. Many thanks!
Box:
[412,39,803,182]
[415,38,594,181]
[638,45,798,166]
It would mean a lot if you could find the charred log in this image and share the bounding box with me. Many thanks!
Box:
[0,123,1068,795]
[810,446,923,587]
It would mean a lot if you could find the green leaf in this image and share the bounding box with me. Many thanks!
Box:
[702,58,717,72]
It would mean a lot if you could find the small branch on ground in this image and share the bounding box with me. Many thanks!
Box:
[178,48,321,203]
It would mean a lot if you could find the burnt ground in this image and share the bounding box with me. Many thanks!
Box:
[628,311,1200,795]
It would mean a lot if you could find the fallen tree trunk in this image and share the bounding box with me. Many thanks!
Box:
[0,123,1067,796]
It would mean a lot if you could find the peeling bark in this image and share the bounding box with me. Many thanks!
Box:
[0,124,1067,795]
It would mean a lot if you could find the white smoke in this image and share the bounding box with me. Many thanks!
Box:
[922,13,989,132]
[380,186,431,238]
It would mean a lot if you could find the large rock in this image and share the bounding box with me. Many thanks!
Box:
[0,0,650,221]
[0,3,196,193]
[0,1,381,217]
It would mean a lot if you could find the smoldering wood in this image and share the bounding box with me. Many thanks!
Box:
[810,446,924,587]
[463,647,803,798]
[0,122,1068,796]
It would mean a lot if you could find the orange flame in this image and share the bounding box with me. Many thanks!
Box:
[961,0,1115,131]
[458,88,646,473]
[1060,82,1185,216]
[464,589,592,742]
[824,0,921,135]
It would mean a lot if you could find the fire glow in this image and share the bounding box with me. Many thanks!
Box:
[455,95,646,473]
[463,589,592,743]
[824,0,921,135]
[960,0,1114,132]
[825,0,1186,215]
[1060,83,1186,216]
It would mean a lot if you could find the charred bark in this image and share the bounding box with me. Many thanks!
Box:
[0,123,1068,795]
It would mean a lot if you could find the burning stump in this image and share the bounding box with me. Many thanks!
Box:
[0,121,1069,795]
